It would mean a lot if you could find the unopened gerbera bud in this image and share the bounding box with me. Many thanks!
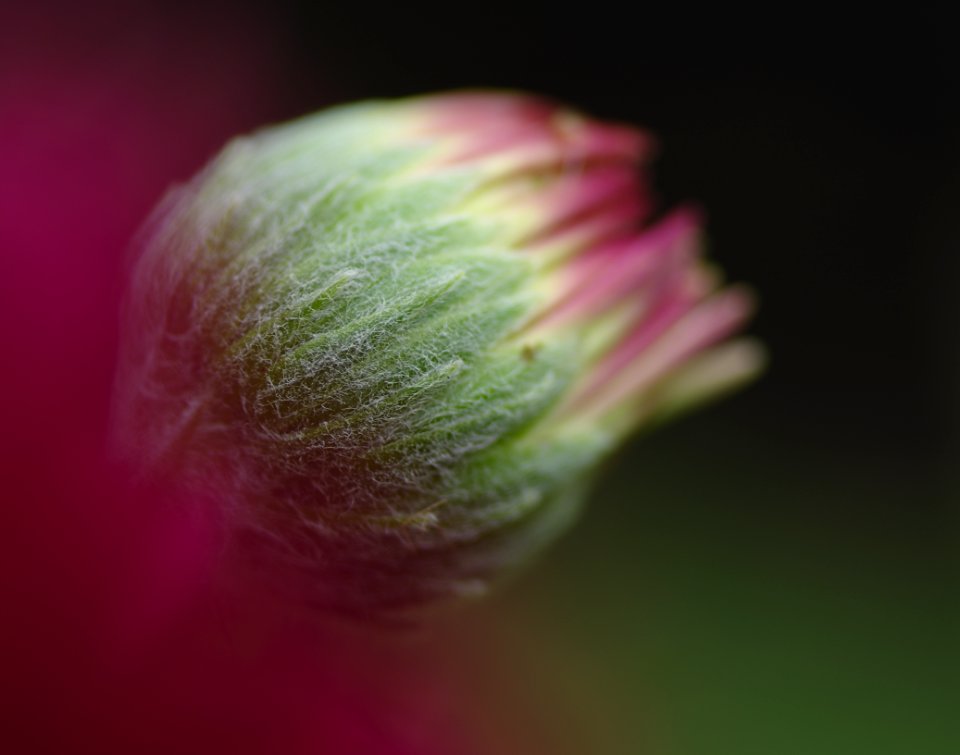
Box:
[112,91,762,613]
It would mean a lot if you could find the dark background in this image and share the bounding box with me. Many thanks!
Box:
[275,5,959,472]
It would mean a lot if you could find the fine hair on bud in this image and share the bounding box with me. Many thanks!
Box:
[112,91,762,615]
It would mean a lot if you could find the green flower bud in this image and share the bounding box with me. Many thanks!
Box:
[113,91,762,613]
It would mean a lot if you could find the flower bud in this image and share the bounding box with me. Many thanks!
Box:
[112,91,762,613]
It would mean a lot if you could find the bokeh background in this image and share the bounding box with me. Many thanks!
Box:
[2,2,956,753]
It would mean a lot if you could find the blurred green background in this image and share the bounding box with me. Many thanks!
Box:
[464,399,958,754]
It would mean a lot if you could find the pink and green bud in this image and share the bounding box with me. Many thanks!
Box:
[112,91,762,613]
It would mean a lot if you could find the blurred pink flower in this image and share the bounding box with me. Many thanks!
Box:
[0,5,472,753]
